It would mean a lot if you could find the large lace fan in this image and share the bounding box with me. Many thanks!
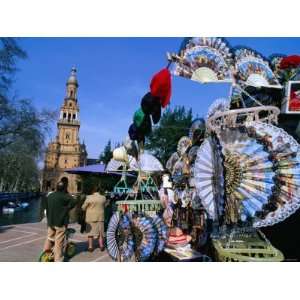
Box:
[246,122,300,227]
[194,137,225,220]
[217,127,276,224]
[234,47,281,89]
[170,37,234,83]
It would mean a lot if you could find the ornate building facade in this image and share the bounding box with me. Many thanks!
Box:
[42,68,87,194]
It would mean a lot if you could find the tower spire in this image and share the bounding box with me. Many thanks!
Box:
[66,67,78,99]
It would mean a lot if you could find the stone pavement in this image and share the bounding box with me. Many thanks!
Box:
[0,221,113,262]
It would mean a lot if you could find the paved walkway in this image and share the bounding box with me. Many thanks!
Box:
[0,221,113,262]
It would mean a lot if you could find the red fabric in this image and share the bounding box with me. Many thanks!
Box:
[289,91,300,111]
[150,68,172,108]
[279,55,300,69]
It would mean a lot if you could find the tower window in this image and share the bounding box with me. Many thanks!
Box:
[65,159,68,163]
[70,90,74,97]
[69,102,72,107]
[63,112,66,119]
[73,114,76,119]
[68,114,71,121]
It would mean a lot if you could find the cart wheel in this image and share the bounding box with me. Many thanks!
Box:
[39,250,54,262]
[66,242,76,258]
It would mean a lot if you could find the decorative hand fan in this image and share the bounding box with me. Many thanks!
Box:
[188,145,199,165]
[206,98,230,120]
[152,215,168,253]
[245,122,300,227]
[194,137,225,221]
[189,118,206,144]
[169,37,234,83]
[106,213,135,261]
[132,215,158,261]
[177,136,192,156]
[234,48,281,89]
[166,152,180,172]
[217,127,276,224]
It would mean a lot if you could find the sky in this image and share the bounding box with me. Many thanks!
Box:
[12,37,300,159]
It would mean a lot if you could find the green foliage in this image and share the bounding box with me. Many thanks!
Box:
[145,106,193,165]
[99,139,113,165]
[81,174,119,195]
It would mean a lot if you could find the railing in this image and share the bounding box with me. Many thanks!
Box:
[0,192,40,204]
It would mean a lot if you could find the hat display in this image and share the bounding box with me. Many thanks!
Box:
[128,123,145,143]
[133,108,145,128]
[113,146,129,163]
[150,68,172,108]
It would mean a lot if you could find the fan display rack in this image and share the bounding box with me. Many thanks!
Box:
[115,171,162,216]
[212,228,284,262]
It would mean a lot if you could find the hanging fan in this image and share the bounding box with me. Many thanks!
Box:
[132,215,158,261]
[177,136,192,156]
[106,213,135,261]
[169,37,234,83]
[206,98,230,119]
[234,48,281,89]
[245,122,300,227]
[152,215,168,253]
[166,152,180,172]
[189,118,206,144]
[194,137,225,220]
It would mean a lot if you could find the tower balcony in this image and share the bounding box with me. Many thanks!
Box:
[58,119,80,126]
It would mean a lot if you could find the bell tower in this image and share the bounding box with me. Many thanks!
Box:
[58,67,80,147]
[42,67,87,194]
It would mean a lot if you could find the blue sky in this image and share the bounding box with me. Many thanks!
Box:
[12,37,300,159]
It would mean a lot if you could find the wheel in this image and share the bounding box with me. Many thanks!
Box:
[65,242,76,258]
[38,250,54,262]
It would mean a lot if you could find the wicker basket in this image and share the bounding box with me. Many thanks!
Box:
[212,229,284,262]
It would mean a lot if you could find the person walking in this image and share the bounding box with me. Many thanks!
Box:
[43,181,77,262]
[81,185,107,252]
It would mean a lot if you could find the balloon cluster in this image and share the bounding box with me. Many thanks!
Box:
[128,68,172,144]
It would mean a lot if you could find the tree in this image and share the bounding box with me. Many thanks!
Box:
[99,140,113,165]
[145,106,193,165]
[0,38,55,192]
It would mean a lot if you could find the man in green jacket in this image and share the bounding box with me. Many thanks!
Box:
[43,181,77,262]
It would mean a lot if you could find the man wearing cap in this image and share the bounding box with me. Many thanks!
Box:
[43,181,77,262]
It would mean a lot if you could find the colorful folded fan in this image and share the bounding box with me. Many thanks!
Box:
[132,215,158,261]
[106,212,134,261]
[151,215,168,253]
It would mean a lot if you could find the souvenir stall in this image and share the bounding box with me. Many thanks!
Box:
[167,37,300,261]
[106,37,300,262]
